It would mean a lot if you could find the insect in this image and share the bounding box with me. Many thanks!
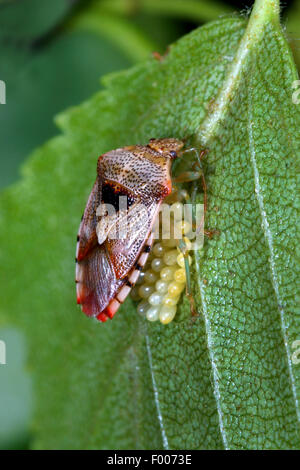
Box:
[76,138,189,322]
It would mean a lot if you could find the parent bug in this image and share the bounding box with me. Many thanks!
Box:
[75,138,207,323]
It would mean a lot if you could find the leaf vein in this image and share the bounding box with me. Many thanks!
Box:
[247,86,300,424]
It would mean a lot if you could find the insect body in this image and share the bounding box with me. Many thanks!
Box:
[76,138,184,322]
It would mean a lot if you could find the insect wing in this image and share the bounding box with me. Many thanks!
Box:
[76,178,122,317]
[105,199,160,279]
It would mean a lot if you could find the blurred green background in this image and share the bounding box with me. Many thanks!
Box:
[0,0,299,450]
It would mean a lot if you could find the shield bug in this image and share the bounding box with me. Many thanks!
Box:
[75,138,186,322]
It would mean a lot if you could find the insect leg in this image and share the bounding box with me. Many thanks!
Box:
[177,238,198,317]
[172,170,202,184]
[177,149,217,238]
[178,147,209,216]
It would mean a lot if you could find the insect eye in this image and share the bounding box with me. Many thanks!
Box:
[169,150,177,158]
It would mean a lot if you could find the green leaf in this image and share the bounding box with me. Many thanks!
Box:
[0,0,135,189]
[0,0,78,93]
[0,30,131,189]
[285,0,300,71]
[68,6,158,62]
[0,0,74,41]
[89,0,234,52]
[99,0,234,23]
[0,0,299,449]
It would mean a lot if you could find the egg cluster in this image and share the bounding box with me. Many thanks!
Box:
[131,203,193,324]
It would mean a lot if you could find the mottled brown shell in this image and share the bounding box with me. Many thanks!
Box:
[75,138,184,321]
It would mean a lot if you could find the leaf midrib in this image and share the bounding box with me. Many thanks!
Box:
[197,0,280,146]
